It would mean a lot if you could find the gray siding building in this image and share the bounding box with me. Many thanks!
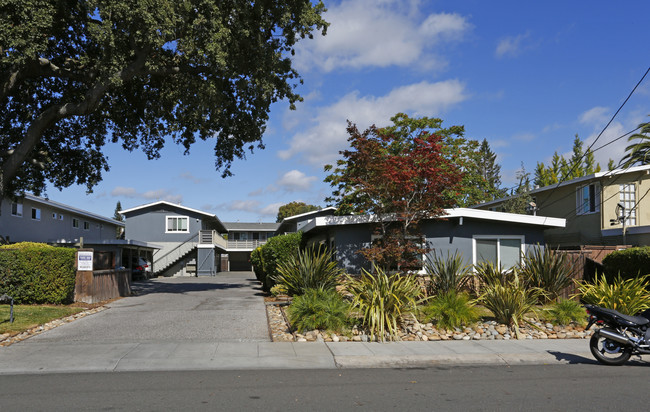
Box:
[300,208,565,274]
[0,194,123,245]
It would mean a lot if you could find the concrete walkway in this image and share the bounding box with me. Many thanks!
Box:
[0,272,607,374]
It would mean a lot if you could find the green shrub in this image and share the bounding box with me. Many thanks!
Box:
[0,243,76,304]
[346,269,423,342]
[479,272,543,336]
[287,289,352,333]
[420,291,480,330]
[602,246,650,281]
[250,246,265,284]
[543,299,587,326]
[270,284,288,297]
[518,246,574,302]
[576,273,650,315]
[273,245,343,296]
[257,232,303,291]
[425,251,472,296]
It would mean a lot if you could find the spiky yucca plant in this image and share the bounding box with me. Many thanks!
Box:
[425,251,472,296]
[273,245,344,296]
[519,246,574,302]
[474,260,512,288]
[346,269,423,342]
[287,289,352,333]
[577,273,650,315]
[479,272,544,338]
[420,291,480,330]
[543,299,587,326]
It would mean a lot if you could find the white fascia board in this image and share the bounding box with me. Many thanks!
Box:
[120,200,216,219]
[24,194,124,227]
[445,208,566,228]
[302,208,565,232]
[279,206,337,223]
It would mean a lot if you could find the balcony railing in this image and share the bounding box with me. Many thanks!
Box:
[198,230,228,249]
[226,239,267,250]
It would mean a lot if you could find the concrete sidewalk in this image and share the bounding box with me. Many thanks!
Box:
[0,339,598,374]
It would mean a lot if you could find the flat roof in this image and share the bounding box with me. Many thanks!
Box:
[301,208,566,233]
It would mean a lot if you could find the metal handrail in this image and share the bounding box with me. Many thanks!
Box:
[226,239,268,249]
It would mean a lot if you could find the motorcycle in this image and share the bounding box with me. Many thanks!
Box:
[585,304,650,365]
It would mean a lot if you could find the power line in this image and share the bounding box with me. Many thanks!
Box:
[534,65,650,211]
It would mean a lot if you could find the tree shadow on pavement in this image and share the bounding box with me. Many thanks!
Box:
[130,279,265,297]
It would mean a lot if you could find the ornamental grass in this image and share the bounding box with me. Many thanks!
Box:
[346,269,423,342]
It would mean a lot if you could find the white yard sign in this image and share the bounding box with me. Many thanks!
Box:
[77,251,94,271]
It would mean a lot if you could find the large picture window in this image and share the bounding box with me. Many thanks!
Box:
[474,236,523,269]
[166,216,189,233]
[576,183,600,215]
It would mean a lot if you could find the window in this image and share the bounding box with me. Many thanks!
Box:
[83,221,90,230]
[52,212,57,219]
[11,202,23,217]
[59,214,64,220]
[166,216,189,233]
[474,236,523,269]
[72,218,79,228]
[576,183,600,215]
[619,184,636,226]
[31,208,41,221]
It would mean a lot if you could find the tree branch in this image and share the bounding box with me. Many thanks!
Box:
[1,48,150,198]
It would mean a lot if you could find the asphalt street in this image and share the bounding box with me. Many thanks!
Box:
[0,364,647,411]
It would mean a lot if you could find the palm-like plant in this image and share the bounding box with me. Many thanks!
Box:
[425,251,472,296]
[273,245,344,296]
[576,273,650,315]
[518,246,574,302]
[346,269,423,342]
[420,291,480,330]
[288,289,352,333]
[479,271,544,338]
[621,120,650,168]
[474,260,512,288]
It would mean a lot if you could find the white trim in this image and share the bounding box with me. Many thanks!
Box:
[120,200,216,218]
[279,206,337,222]
[472,235,525,268]
[301,208,565,233]
[165,215,190,233]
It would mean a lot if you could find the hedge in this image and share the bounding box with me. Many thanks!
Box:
[0,242,76,304]
[251,232,303,291]
[602,246,650,281]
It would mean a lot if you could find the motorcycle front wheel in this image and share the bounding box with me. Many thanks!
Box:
[589,332,632,366]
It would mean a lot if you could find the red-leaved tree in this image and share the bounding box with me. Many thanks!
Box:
[324,113,465,271]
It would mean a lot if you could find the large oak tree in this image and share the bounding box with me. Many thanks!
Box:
[0,0,327,202]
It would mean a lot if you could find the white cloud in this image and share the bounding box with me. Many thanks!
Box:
[512,132,536,142]
[179,172,204,184]
[295,0,470,72]
[579,106,609,125]
[111,186,138,198]
[213,200,283,217]
[495,32,531,58]
[110,186,182,204]
[278,80,467,166]
[223,200,261,213]
[277,170,317,192]
[260,203,284,217]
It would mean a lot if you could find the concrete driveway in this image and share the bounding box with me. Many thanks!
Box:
[27,271,270,343]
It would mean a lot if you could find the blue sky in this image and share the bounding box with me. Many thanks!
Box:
[51,0,650,223]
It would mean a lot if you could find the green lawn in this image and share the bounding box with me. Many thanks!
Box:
[0,305,85,335]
